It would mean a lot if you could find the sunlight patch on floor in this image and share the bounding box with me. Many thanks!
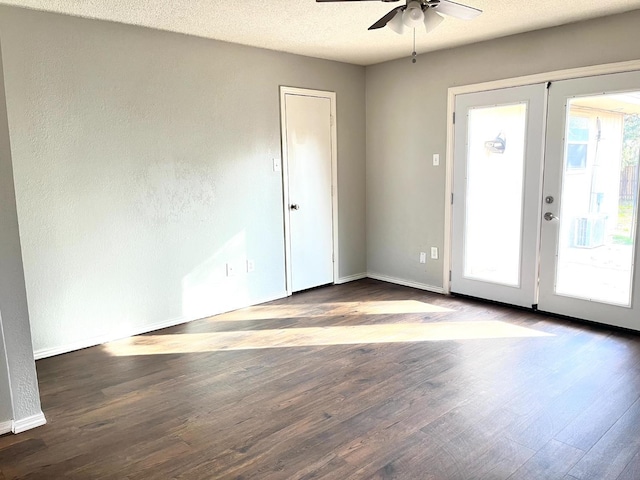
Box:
[104,321,553,356]
[213,300,453,322]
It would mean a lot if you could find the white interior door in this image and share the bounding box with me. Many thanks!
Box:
[538,71,640,330]
[282,91,335,293]
[451,84,547,308]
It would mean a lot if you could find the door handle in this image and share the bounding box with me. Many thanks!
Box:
[544,212,558,221]
[290,204,300,210]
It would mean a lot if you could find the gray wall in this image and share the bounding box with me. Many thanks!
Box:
[3,4,639,362]
[0,37,42,423]
[0,7,366,357]
[366,10,640,288]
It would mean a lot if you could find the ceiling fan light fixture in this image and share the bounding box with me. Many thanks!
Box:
[402,1,424,28]
[423,8,444,33]
[387,10,406,34]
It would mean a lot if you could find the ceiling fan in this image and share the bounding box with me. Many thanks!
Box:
[316,0,482,35]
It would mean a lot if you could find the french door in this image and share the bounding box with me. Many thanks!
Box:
[452,71,640,331]
[451,84,547,308]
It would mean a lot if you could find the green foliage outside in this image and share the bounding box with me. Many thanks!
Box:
[623,114,640,167]
[612,201,635,245]
[616,114,639,245]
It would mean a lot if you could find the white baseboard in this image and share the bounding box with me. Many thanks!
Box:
[0,419,12,435]
[334,273,367,284]
[34,292,287,360]
[12,412,46,434]
[34,318,195,360]
[367,273,445,294]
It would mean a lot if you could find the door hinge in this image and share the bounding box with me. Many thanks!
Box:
[546,81,551,90]
[452,112,456,124]
[449,270,452,282]
[451,193,454,205]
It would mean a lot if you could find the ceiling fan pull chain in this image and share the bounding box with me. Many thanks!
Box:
[411,28,417,64]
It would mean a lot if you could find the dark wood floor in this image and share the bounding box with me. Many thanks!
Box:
[2,279,640,479]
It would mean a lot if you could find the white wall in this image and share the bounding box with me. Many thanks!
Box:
[0,6,366,357]
[366,10,640,289]
[0,36,43,427]
[0,38,14,429]
[0,318,12,428]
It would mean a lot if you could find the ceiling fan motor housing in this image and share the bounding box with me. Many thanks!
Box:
[359,0,482,32]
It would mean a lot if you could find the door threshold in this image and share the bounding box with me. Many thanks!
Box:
[451,292,640,337]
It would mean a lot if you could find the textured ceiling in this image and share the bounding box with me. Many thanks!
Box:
[2,0,640,65]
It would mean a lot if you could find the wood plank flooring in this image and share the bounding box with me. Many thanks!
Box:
[1,278,640,479]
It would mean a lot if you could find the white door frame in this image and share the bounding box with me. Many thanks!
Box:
[444,59,640,294]
[280,86,339,296]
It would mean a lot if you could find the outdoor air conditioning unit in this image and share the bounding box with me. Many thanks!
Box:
[570,214,606,248]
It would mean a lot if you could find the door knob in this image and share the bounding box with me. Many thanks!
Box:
[544,212,558,221]
[290,204,300,210]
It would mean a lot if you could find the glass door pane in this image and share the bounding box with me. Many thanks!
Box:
[555,94,640,307]
[464,103,528,286]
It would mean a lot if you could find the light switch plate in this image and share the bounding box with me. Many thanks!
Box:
[226,263,236,277]
[433,154,440,166]
[273,158,281,172]
[430,247,439,260]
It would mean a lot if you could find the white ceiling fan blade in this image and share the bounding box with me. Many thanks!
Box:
[435,0,482,20]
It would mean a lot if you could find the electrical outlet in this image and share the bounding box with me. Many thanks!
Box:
[246,259,255,273]
[419,252,427,264]
[433,154,440,166]
[226,263,236,277]
[430,247,439,260]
